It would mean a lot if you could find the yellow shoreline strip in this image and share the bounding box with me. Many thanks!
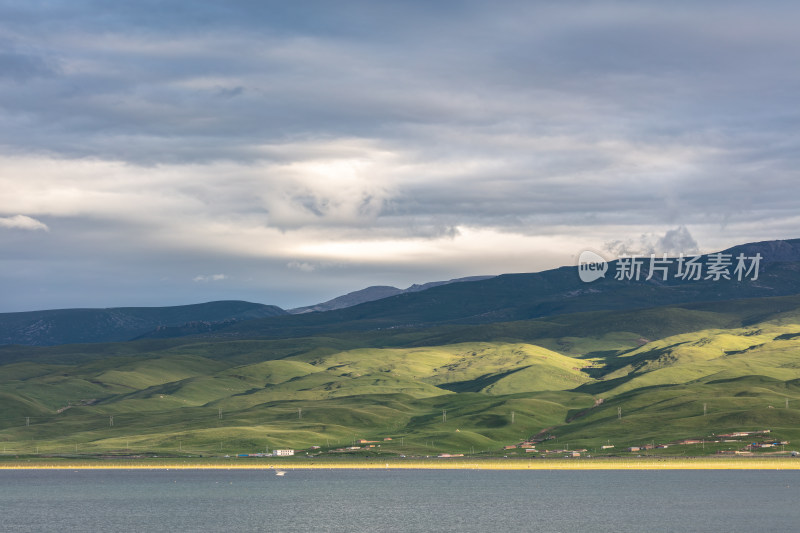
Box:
[1,459,799,471]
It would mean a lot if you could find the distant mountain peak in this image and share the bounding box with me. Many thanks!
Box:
[288,286,404,314]
[287,275,495,314]
[403,276,495,293]
[721,238,800,263]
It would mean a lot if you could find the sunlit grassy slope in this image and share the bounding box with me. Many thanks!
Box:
[2,295,800,457]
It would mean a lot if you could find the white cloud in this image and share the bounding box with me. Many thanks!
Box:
[193,274,228,282]
[287,261,315,273]
[604,226,700,257]
[0,215,49,231]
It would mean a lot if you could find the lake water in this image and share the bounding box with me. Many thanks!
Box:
[0,468,797,532]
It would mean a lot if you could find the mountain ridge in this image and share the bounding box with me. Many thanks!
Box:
[0,300,286,346]
[287,276,494,314]
[141,237,800,342]
[3,237,800,347]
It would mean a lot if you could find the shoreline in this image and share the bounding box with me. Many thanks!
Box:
[2,458,800,471]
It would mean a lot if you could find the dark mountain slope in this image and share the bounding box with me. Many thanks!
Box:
[155,238,800,341]
[0,301,286,346]
[288,286,403,314]
[287,276,494,314]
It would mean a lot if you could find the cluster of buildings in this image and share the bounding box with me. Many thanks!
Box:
[328,437,394,453]
[230,428,792,459]
[743,440,789,450]
[503,442,588,457]
[625,430,790,454]
[235,449,295,458]
[233,437,398,457]
[627,444,670,452]
[501,429,792,456]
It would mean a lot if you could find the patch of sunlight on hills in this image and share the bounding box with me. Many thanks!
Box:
[552,377,800,449]
[5,302,800,455]
[599,323,800,396]
[214,373,447,410]
[533,332,645,357]
[288,342,593,394]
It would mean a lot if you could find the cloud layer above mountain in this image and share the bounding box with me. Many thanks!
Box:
[1,0,798,311]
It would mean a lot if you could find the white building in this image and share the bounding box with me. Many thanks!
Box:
[273,449,295,456]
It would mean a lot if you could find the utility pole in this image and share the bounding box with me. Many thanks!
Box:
[298,408,302,420]
[617,407,622,420]
[786,398,789,409]
[704,403,707,416]
[109,416,114,427]
[25,417,30,427]
[218,408,222,419]
[511,411,515,424]
[442,409,446,423]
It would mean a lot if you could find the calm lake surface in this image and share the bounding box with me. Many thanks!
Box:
[0,468,797,532]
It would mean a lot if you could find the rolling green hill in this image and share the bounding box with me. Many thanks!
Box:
[2,238,800,458]
[2,294,800,458]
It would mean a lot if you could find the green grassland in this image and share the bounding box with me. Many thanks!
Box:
[2,296,800,459]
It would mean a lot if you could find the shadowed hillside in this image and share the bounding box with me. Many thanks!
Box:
[141,238,800,342]
[0,301,287,346]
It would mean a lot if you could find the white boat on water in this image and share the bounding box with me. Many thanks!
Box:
[274,470,286,476]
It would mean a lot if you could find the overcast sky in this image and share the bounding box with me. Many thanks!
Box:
[1,0,799,312]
